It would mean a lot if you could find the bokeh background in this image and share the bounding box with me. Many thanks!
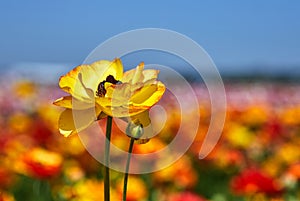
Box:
[1,1,300,201]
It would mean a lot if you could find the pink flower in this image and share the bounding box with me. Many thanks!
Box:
[167,191,207,201]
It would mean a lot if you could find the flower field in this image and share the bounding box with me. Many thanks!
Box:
[1,78,300,201]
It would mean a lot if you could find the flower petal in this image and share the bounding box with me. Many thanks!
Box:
[123,68,159,84]
[104,82,131,100]
[97,82,165,118]
[131,62,144,84]
[53,96,73,109]
[96,97,127,108]
[142,69,160,82]
[58,108,101,137]
[122,62,144,84]
[99,105,149,118]
[53,96,94,110]
[59,66,93,101]
[131,81,165,106]
[130,84,158,104]
[130,110,151,127]
[95,83,132,108]
[96,58,123,81]
[83,58,123,91]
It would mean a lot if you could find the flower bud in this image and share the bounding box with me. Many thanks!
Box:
[126,122,144,139]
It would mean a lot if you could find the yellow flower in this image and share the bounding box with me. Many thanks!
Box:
[57,179,119,201]
[13,80,36,98]
[53,58,165,137]
[225,123,255,148]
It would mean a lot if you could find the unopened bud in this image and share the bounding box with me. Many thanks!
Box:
[126,122,144,139]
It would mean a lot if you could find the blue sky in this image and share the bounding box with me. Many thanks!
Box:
[1,0,300,72]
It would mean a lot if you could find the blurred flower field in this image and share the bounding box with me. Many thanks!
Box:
[1,78,300,201]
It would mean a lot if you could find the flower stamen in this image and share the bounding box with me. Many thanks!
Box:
[96,75,122,97]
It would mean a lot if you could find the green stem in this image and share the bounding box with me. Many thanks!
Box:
[122,137,135,201]
[104,116,113,201]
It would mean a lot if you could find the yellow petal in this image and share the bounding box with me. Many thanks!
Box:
[59,66,93,101]
[130,110,151,126]
[53,96,94,110]
[122,68,159,84]
[131,81,165,106]
[98,84,163,117]
[100,105,149,118]
[129,82,144,93]
[53,96,73,108]
[130,84,158,104]
[131,62,144,84]
[58,108,101,137]
[99,106,130,117]
[104,82,131,100]
[122,62,144,84]
[82,58,123,91]
[122,69,134,83]
[142,69,159,82]
[95,83,132,108]
[96,58,123,82]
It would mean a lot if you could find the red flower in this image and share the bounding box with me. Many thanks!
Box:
[231,168,282,196]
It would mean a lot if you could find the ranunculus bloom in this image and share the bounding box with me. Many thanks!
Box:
[20,148,63,179]
[53,58,165,137]
[230,169,282,196]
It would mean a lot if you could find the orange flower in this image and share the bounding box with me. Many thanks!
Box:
[0,191,15,201]
[19,148,63,179]
[116,176,148,201]
[154,156,197,188]
[285,163,300,180]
